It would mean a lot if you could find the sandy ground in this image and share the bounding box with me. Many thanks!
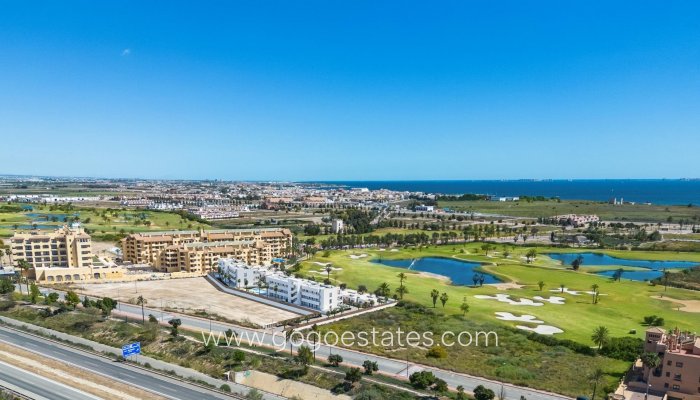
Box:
[491,282,524,290]
[239,370,351,400]
[0,342,167,400]
[74,277,299,326]
[652,295,700,313]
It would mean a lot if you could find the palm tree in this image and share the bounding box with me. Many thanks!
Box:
[663,268,671,291]
[377,282,390,301]
[136,295,146,323]
[537,281,545,291]
[589,368,604,400]
[591,326,609,350]
[285,329,296,355]
[560,283,566,293]
[325,265,333,282]
[16,259,30,295]
[590,284,599,304]
[430,289,440,308]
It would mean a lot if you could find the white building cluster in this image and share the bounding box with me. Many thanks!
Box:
[218,258,379,312]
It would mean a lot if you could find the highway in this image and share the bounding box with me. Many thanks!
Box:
[0,360,102,400]
[0,327,239,400]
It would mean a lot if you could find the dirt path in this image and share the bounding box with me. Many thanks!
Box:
[0,342,168,400]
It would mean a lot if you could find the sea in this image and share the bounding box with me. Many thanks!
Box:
[306,180,700,206]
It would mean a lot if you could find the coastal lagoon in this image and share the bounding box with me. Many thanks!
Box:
[372,257,501,285]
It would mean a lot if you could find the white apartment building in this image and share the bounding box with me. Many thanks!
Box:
[415,204,435,212]
[219,258,266,288]
[218,258,341,312]
[331,219,344,233]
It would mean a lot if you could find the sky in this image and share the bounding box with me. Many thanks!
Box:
[1,1,699,181]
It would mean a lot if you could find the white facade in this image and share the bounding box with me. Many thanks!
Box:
[218,258,341,312]
[331,219,344,233]
[415,204,435,212]
[219,258,266,288]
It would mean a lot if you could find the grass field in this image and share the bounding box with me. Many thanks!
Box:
[299,243,700,344]
[300,243,700,395]
[438,199,700,223]
[0,204,209,240]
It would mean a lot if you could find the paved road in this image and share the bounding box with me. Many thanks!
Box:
[43,288,572,399]
[112,301,572,400]
[0,327,239,400]
[0,360,102,400]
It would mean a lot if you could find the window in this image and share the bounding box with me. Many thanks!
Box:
[676,362,684,368]
[674,374,682,381]
[672,384,680,390]
[666,372,670,377]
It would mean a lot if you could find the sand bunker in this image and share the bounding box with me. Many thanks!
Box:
[652,296,700,313]
[390,249,399,252]
[474,294,544,306]
[495,312,544,323]
[312,262,331,267]
[533,296,566,305]
[516,325,564,335]
[349,254,368,259]
[550,288,581,295]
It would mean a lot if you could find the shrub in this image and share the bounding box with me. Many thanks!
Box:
[220,384,231,393]
[426,345,448,359]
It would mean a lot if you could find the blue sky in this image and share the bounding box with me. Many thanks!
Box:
[1,1,699,180]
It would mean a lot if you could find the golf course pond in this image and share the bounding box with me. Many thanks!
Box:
[372,257,501,285]
[546,252,700,281]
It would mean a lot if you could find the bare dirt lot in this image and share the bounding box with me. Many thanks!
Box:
[74,277,299,327]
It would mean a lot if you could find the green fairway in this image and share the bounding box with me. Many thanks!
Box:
[299,243,700,345]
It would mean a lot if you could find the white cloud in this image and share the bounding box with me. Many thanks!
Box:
[121,48,131,56]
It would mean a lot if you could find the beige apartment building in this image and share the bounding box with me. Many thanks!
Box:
[9,225,123,283]
[643,327,700,399]
[121,227,292,274]
[10,225,93,269]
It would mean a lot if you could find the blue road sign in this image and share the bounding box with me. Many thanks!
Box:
[121,342,141,358]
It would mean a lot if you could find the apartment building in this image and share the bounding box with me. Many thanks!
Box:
[8,224,124,283]
[331,219,344,233]
[10,224,93,269]
[218,258,342,312]
[121,227,292,274]
[554,214,600,227]
[643,327,700,398]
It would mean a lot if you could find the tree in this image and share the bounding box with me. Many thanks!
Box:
[663,268,670,291]
[0,279,14,295]
[100,297,117,316]
[473,384,496,400]
[345,367,363,385]
[590,368,604,400]
[328,354,343,367]
[16,259,30,295]
[136,295,146,323]
[169,318,182,337]
[559,283,566,293]
[525,249,537,263]
[591,326,610,350]
[362,360,378,375]
[591,284,599,304]
[45,292,59,304]
[537,281,545,291]
[29,283,40,304]
[640,352,660,373]
[375,282,391,301]
[571,255,584,271]
[439,292,448,308]
[430,289,440,308]
[460,296,470,316]
[456,385,468,400]
[396,272,407,299]
[433,378,448,394]
[409,371,436,389]
[65,291,80,308]
[295,345,314,373]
